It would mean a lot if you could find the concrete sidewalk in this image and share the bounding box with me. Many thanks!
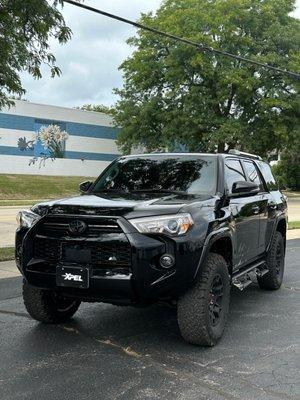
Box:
[0,260,20,279]
[287,228,300,240]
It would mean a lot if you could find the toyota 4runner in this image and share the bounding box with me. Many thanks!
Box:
[16,151,287,346]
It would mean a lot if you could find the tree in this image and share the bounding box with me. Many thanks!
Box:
[114,0,300,156]
[272,146,300,190]
[78,104,115,115]
[0,0,77,109]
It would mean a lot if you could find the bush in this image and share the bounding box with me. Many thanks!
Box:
[272,150,300,191]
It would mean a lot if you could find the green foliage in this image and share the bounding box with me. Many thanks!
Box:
[272,148,300,190]
[0,0,77,109]
[78,104,115,115]
[272,164,286,189]
[114,0,300,155]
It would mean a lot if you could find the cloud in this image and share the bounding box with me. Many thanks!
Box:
[21,0,162,108]
[21,0,300,108]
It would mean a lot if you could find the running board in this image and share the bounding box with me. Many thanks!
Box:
[232,260,268,291]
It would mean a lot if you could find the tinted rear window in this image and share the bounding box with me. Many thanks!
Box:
[257,161,278,191]
[243,160,264,190]
[225,159,246,192]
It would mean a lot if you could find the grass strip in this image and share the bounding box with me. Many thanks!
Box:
[289,221,300,230]
[0,247,15,262]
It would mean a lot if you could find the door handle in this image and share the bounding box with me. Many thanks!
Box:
[252,205,260,215]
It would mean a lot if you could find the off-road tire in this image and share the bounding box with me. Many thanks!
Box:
[23,281,81,323]
[257,231,285,290]
[177,253,230,346]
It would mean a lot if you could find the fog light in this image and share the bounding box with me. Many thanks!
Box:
[159,254,175,269]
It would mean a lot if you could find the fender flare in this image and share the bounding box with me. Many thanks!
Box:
[267,215,287,252]
[194,227,233,280]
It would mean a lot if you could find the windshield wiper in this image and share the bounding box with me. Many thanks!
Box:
[93,189,129,195]
[131,189,186,195]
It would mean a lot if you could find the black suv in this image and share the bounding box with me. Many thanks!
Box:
[16,151,287,346]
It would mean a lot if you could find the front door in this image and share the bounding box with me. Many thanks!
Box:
[225,158,261,268]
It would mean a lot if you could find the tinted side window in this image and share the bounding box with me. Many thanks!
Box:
[225,159,246,192]
[243,161,264,190]
[257,161,278,191]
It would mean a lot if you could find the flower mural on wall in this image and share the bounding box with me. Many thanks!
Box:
[38,124,68,158]
[29,124,68,167]
[17,137,35,151]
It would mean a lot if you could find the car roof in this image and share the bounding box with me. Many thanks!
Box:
[120,153,219,158]
[120,152,264,162]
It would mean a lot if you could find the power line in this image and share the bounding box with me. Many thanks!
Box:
[63,0,300,80]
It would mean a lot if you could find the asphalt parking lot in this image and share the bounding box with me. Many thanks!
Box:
[0,239,299,400]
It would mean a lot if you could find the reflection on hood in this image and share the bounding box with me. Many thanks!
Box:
[31,192,215,219]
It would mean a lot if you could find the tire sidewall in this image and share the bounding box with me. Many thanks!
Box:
[177,253,231,346]
[204,261,231,342]
[23,282,81,323]
[268,232,285,286]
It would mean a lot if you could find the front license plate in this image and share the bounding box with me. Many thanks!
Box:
[63,245,91,264]
[56,266,89,289]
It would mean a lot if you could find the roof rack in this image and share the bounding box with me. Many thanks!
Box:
[228,149,262,161]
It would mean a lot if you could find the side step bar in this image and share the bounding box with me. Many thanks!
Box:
[232,260,269,291]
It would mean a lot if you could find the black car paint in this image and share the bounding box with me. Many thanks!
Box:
[16,154,287,305]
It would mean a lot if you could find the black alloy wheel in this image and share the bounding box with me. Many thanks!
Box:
[208,274,224,327]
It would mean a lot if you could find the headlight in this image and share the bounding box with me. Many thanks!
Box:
[129,213,194,236]
[16,210,41,229]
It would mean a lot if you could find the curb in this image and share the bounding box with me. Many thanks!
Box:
[287,229,300,240]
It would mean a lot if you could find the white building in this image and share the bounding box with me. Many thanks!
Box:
[0,100,120,177]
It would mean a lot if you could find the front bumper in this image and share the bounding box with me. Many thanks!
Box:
[16,214,204,305]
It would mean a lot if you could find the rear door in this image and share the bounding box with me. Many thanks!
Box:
[241,160,269,255]
[225,158,260,267]
[256,161,286,251]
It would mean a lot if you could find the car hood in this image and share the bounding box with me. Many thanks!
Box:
[32,193,215,219]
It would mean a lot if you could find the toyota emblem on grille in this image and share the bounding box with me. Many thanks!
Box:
[68,220,87,235]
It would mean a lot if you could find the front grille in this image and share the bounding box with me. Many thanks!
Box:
[91,242,131,266]
[39,218,122,237]
[30,215,132,270]
[33,238,131,268]
[34,239,61,264]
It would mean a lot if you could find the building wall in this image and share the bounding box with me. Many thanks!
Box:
[0,100,120,177]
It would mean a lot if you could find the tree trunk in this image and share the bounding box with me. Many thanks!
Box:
[217,142,225,153]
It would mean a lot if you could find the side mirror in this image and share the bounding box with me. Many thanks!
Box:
[79,181,93,193]
[231,181,260,197]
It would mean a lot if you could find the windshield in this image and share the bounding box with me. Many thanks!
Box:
[92,155,217,196]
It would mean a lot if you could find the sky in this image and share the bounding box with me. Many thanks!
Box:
[20,0,300,109]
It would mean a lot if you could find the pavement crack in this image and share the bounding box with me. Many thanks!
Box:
[283,285,300,292]
[260,344,299,359]
[97,339,141,358]
[191,354,235,368]
[62,326,81,334]
[61,325,141,359]
[0,309,31,319]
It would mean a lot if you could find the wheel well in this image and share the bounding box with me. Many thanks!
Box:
[209,237,233,275]
[276,219,287,251]
[276,219,287,238]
